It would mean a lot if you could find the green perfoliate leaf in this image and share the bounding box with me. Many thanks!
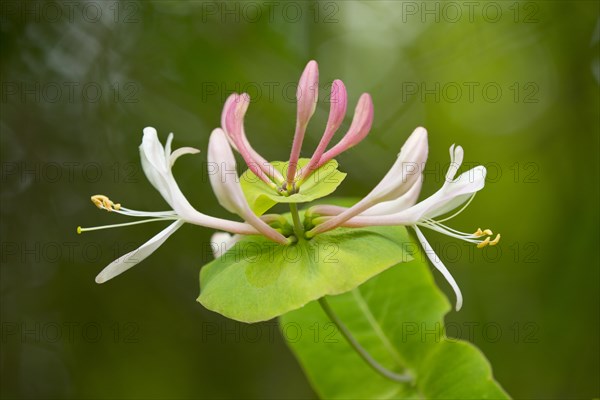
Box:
[198,222,412,323]
[240,158,346,215]
[280,243,510,399]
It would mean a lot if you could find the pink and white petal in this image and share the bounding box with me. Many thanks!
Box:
[318,93,374,166]
[208,129,287,243]
[208,128,248,215]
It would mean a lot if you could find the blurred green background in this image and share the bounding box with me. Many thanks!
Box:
[1,1,598,398]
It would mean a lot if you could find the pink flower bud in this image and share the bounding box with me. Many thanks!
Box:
[296,60,319,125]
[326,79,348,134]
[318,93,373,166]
[298,80,348,183]
[286,60,320,185]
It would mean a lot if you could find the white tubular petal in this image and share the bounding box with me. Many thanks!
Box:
[414,226,463,311]
[366,126,428,203]
[139,127,173,204]
[378,164,486,224]
[360,176,423,216]
[423,165,486,219]
[95,220,184,284]
[141,127,168,173]
[208,128,249,215]
[140,148,172,205]
[210,232,242,258]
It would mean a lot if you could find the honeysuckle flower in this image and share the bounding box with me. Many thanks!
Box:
[307,132,500,310]
[80,60,505,387]
[78,127,287,283]
[82,60,500,316]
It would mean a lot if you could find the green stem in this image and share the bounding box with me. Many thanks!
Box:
[289,203,304,240]
[318,297,412,383]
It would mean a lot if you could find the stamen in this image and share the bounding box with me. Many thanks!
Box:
[489,234,501,246]
[473,228,484,237]
[77,217,177,234]
[483,229,493,236]
[476,237,491,248]
[91,195,121,211]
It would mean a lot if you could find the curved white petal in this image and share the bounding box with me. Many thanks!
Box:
[360,176,423,216]
[414,226,463,311]
[415,165,486,220]
[445,144,464,182]
[140,146,172,205]
[141,127,168,173]
[170,147,201,168]
[362,126,428,203]
[95,219,184,284]
[208,128,251,215]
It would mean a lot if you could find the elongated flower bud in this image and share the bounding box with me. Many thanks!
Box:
[287,60,319,185]
[296,60,319,125]
[298,79,348,183]
[220,93,279,188]
[318,93,374,167]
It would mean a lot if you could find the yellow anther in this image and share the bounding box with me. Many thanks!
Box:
[483,229,493,236]
[473,228,484,237]
[91,195,105,208]
[90,195,119,211]
[477,237,491,249]
[489,234,501,246]
[77,226,82,234]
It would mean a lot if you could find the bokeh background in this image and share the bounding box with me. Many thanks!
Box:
[1,1,598,399]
